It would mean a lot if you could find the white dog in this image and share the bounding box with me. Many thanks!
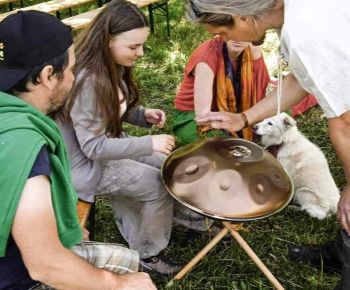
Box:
[254,113,339,220]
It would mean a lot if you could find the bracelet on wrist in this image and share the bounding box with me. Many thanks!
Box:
[241,112,250,128]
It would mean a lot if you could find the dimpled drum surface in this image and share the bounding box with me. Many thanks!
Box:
[161,137,293,221]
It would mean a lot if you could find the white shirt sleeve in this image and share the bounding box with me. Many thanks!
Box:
[281,0,350,118]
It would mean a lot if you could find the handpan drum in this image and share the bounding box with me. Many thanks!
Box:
[161,137,294,221]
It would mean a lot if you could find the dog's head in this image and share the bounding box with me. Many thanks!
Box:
[254,113,297,147]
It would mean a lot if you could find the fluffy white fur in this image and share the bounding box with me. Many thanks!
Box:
[254,113,339,220]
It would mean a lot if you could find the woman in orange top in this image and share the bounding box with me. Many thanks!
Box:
[173,37,270,144]
[173,37,317,144]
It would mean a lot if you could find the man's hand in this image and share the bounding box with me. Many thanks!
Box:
[118,272,157,290]
[145,109,166,128]
[196,112,245,135]
[338,185,350,235]
[328,111,350,235]
[151,134,175,155]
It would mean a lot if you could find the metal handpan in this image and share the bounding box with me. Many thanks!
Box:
[161,137,293,221]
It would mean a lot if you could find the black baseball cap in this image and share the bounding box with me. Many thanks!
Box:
[0,10,73,91]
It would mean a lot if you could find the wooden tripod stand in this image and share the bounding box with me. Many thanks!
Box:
[166,222,285,290]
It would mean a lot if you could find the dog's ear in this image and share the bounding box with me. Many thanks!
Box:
[283,114,297,128]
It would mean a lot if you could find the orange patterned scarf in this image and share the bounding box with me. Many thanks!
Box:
[216,43,256,141]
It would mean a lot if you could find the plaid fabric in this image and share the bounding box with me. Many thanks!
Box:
[29,241,139,289]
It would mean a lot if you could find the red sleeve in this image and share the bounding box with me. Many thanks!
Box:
[184,37,223,78]
[174,37,225,111]
[253,56,270,102]
[291,94,318,116]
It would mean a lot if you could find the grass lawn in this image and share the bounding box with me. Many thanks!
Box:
[1,0,344,289]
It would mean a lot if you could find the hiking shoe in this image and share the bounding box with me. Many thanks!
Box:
[138,260,153,273]
[140,254,181,275]
[288,244,342,274]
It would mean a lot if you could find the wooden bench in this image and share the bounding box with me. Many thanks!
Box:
[77,198,99,240]
[0,0,170,36]
[62,0,170,35]
[77,199,94,227]
[62,5,102,30]
[77,198,100,240]
[139,0,170,35]
[0,0,170,34]
[0,0,97,21]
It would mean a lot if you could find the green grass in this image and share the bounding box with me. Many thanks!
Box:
[1,0,344,288]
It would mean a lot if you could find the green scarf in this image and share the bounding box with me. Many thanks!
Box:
[0,92,82,257]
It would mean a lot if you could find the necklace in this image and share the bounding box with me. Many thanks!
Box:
[276,54,284,115]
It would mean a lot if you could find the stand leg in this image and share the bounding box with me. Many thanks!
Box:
[166,227,229,287]
[223,222,284,290]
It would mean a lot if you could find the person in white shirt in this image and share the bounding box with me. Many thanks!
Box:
[185,1,350,289]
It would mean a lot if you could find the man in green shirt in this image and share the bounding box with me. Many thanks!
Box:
[0,10,155,290]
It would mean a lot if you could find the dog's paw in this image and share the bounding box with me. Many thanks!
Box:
[288,205,302,211]
[304,206,328,220]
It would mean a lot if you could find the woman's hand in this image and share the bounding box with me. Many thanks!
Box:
[145,109,166,128]
[151,134,175,155]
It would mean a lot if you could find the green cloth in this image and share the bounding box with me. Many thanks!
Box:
[0,92,82,257]
[172,110,225,145]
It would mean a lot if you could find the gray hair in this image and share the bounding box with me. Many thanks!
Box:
[186,0,276,22]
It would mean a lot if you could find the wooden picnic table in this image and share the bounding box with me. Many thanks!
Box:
[0,0,94,21]
[62,0,170,34]
[0,0,170,35]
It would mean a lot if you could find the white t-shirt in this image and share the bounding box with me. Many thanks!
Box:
[280,0,350,118]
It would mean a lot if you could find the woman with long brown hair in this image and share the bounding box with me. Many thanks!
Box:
[58,0,179,275]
